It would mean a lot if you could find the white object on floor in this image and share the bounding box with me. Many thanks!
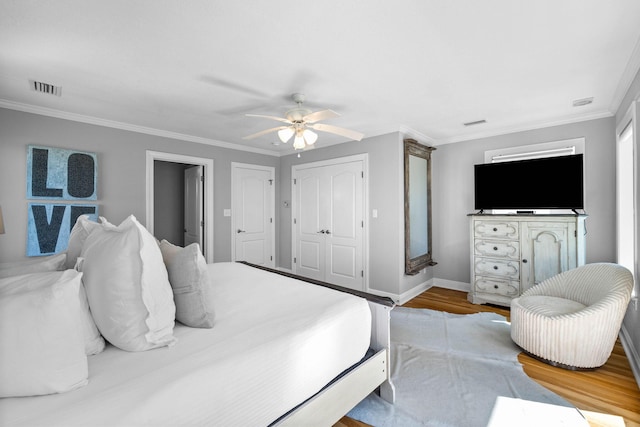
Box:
[487,396,589,427]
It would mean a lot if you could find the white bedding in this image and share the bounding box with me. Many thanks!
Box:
[0,262,372,427]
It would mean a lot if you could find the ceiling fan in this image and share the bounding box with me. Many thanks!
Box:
[243,93,364,150]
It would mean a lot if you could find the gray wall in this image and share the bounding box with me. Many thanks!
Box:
[432,117,617,284]
[0,108,279,264]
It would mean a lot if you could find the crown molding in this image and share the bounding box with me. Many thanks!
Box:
[435,110,614,145]
[0,99,281,157]
[610,35,640,114]
[398,125,437,146]
[0,98,620,153]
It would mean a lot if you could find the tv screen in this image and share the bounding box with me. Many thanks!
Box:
[474,154,584,211]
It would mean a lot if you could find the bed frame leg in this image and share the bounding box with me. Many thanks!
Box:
[368,302,396,403]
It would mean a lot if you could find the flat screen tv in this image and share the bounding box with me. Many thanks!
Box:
[474,154,584,211]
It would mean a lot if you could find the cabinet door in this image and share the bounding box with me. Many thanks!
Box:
[521,222,573,292]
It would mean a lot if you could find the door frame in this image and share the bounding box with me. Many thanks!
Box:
[291,153,369,291]
[146,150,214,263]
[230,162,276,265]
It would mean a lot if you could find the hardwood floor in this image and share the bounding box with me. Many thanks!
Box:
[335,286,640,427]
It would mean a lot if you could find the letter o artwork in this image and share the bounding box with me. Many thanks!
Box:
[67,153,96,198]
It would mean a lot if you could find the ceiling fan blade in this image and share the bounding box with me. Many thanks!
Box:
[310,123,364,141]
[243,126,289,140]
[303,109,340,123]
[199,76,268,98]
[246,114,292,124]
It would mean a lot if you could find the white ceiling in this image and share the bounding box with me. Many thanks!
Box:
[1,1,640,156]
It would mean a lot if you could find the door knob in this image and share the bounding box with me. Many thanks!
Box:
[237,229,246,233]
[325,230,331,234]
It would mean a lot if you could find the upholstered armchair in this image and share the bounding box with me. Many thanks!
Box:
[510,263,634,369]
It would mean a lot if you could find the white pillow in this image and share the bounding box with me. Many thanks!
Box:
[80,215,176,352]
[0,271,105,355]
[159,240,215,328]
[0,253,66,279]
[0,269,88,397]
[64,215,104,269]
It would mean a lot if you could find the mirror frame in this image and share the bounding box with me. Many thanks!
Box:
[404,138,437,275]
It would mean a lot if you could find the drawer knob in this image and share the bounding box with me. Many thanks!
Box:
[493,246,498,251]
[493,266,498,270]
[493,227,498,232]
[494,285,499,289]
[522,259,528,264]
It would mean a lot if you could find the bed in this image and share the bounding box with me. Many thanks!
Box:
[0,238,395,427]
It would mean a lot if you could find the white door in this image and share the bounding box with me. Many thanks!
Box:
[184,165,203,251]
[294,159,364,290]
[232,164,275,267]
[295,168,325,281]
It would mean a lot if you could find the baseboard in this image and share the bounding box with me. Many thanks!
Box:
[620,324,640,389]
[275,271,467,306]
[397,279,433,305]
[368,278,434,305]
[432,278,471,293]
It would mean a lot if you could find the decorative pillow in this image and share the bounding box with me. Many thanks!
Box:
[80,215,176,352]
[159,240,215,328]
[0,269,88,397]
[0,271,105,355]
[64,215,104,269]
[0,253,66,279]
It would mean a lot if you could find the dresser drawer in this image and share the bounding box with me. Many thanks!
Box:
[474,221,519,239]
[474,277,520,297]
[474,239,519,259]
[474,257,520,279]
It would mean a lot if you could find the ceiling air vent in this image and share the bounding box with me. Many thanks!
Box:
[463,119,487,127]
[30,80,62,97]
[572,97,593,107]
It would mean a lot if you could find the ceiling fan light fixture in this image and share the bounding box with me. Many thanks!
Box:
[244,93,363,149]
[293,135,306,150]
[303,129,318,145]
[278,127,295,143]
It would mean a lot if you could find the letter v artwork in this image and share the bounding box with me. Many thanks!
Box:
[26,145,98,256]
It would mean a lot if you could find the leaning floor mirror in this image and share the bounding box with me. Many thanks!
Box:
[404,138,436,275]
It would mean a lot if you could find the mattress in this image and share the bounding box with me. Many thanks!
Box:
[0,262,372,426]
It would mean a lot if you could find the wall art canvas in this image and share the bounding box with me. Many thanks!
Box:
[26,145,97,200]
[26,204,99,256]
[26,145,99,256]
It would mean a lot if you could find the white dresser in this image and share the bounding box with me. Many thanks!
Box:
[468,214,587,306]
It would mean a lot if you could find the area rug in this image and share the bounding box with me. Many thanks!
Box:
[347,307,572,427]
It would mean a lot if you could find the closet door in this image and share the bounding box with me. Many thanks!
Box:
[295,167,325,281]
[324,161,363,289]
[293,159,364,290]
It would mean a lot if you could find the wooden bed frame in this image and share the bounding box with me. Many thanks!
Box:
[238,262,396,426]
